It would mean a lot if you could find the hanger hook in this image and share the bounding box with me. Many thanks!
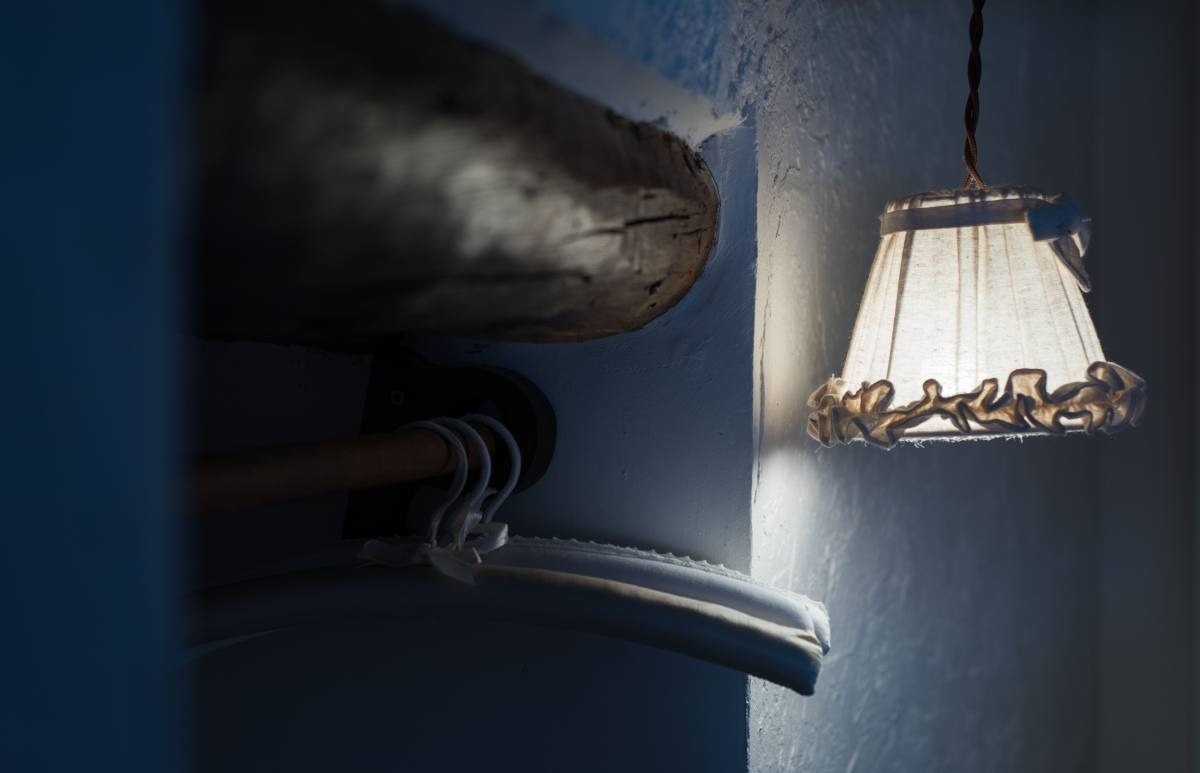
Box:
[461,414,521,523]
[431,417,491,545]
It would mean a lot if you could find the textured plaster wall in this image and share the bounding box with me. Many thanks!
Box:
[195,11,761,763]
[439,0,1193,770]
[409,0,752,571]
[743,3,1106,771]
[737,2,1194,770]
[475,0,1107,769]
[195,1,1194,770]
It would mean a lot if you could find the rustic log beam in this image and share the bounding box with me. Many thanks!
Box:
[194,0,719,344]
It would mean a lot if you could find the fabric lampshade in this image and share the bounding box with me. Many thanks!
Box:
[808,187,1145,448]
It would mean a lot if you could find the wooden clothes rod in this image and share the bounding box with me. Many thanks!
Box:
[194,425,496,515]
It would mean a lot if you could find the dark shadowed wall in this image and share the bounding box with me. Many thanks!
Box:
[8,2,1191,772]
[1093,2,1196,770]
[1,2,186,772]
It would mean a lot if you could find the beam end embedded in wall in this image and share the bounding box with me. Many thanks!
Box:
[194,0,718,345]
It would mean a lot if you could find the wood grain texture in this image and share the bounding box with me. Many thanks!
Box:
[194,0,718,344]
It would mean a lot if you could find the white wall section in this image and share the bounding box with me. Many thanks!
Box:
[195,1,1195,769]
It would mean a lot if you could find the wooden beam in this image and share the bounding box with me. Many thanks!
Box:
[194,0,719,344]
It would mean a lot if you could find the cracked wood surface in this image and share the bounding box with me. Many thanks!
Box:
[194,0,719,344]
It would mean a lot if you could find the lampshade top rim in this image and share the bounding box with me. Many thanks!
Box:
[883,185,1055,214]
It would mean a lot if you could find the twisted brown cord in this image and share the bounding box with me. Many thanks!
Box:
[962,0,987,189]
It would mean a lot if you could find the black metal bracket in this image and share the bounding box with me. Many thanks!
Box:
[343,348,555,538]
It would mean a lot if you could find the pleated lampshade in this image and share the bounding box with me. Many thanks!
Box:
[808,187,1145,448]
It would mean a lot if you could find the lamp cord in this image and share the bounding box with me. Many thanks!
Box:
[962,0,987,189]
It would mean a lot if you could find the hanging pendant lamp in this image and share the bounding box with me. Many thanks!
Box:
[808,0,1145,448]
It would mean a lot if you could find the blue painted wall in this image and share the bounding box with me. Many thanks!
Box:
[1,2,187,771]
